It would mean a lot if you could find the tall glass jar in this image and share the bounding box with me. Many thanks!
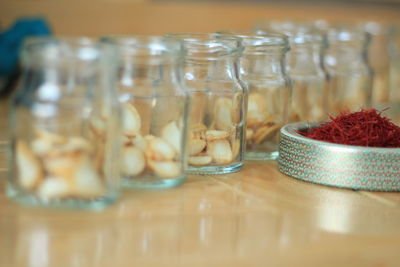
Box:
[165,33,246,174]
[8,37,121,209]
[325,27,373,114]
[217,31,291,160]
[255,21,329,122]
[101,36,189,189]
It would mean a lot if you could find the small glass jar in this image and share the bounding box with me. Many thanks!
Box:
[255,21,329,122]
[101,36,189,189]
[325,26,373,114]
[8,37,121,209]
[217,31,291,160]
[165,33,246,174]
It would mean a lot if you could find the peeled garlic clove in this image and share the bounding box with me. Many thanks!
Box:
[145,137,176,161]
[62,137,93,154]
[191,123,207,140]
[214,98,233,131]
[246,128,254,140]
[89,117,106,137]
[38,177,70,199]
[148,161,180,178]
[122,103,141,136]
[132,134,147,151]
[16,140,43,190]
[188,155,212,166]
[31,130,66,156]
[253,124,281,145]
[247,114,267,128]
[205,130,229,141]
[43,153,83,183]
[122,146,145,177]
[207,139,233,164]
[161,121,181,154]
[73,156,105,197]
[248,92,268,116]
[189,139,206,156]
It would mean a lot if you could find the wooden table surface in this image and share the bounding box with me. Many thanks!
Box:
[1,99,400,267]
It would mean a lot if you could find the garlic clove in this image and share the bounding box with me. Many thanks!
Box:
[205,130,229,141]
[73,156,105,197]
[253,124,281,144]
[16,140,44,190]
[161,121,181,154]
[148,160,181,178]
[189,138,206,156]
[122,146,146,177]
[188,155,212,166]
[145,137,176,161]
[246,128,254,140]
[122,103,141,136]
[207,139,233,164]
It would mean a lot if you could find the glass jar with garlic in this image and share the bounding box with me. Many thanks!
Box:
[101,36,190,188]
[165,33,246,174]
[8,37,121,209]
[218,32,291,160]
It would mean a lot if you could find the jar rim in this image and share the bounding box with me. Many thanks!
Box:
[165,33,243,60]
[100,35,183,56]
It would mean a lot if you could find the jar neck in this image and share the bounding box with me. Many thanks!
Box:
[287,43,323,74]
[183,56,240,87]
[240,51,287,80]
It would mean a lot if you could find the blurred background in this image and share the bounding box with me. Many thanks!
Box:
[1,0,400,36]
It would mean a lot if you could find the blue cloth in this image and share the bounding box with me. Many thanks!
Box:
[0,18,52,77]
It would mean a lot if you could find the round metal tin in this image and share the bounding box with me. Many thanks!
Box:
[278,122,400,191]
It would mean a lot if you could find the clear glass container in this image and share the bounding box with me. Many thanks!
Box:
[255,21,329,123]
[101,36,189,189]
[325,27,373,114]
[165,33,246,174]
[217,31,291,160]
[7,37,121,209]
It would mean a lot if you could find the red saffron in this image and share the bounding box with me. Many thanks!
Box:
[299,109,400,148]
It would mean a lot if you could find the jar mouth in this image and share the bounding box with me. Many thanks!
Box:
[21,36,105,64]
[327,29,371,44]
[100,35,182,57]
[165,33,243,60]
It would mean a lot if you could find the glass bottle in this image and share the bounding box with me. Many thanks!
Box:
[8,37,121,209]
[324,27,373,114]
[255,21,329,122]
[101,36,189,189]
[165,33,246,174]
[217,31,291,160]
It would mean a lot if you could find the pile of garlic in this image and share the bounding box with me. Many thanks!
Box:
[188,97,241,167]
[246,93,281,147]
[118,103,182,179]
[16,130,105,200]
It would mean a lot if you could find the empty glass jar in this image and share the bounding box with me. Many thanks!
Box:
[101,36,189,189]
[166,33,246,174]
[255,21,329,123]
[324,26,373,114]
[217,31,291,160]
[8,37,121,209]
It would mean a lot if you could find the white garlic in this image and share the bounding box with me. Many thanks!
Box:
[122,146,145,177]
[161,121,181,154]
[207,139,233,164]
[16,140,43,190]
[148,161,180,178]
[122,103,141,136]
[188,155,212,166]
[145,137,176,161]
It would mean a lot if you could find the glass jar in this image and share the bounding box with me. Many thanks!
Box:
[165,33,246,174]
[325,27,373,114]
[255,21,329,122]
[101,36,189,189]
[217,31,291,160]
[8,37,121,209]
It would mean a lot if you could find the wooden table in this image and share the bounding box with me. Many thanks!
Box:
[1,99,400,267]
